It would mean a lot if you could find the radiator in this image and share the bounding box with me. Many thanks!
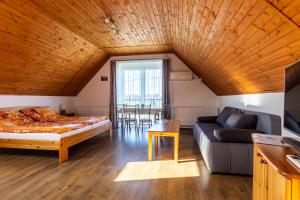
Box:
[172,106,219,127]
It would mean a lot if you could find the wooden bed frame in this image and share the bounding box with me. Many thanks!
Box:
[0,122,112,163]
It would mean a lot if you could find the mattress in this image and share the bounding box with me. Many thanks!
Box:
[0,119,110,141]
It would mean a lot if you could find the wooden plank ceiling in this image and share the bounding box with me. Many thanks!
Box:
[0,0,300,96]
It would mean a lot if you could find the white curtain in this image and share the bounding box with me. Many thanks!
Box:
[116,60,163,108]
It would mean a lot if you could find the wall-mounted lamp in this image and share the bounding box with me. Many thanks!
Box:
[104,16,113,24]
[104,15,120,35]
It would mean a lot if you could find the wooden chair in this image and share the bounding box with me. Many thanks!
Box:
[117,104,128,128]
[138,104,152,128]
[161,104,171,119]
[125,104,138,130]
[154,108,161,122]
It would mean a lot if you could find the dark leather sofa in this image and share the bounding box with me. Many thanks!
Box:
[193,107,281,175]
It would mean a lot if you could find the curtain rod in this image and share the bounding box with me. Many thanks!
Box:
[111,58,170,62]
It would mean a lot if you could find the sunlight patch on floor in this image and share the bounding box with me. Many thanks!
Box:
[114,160,201,181]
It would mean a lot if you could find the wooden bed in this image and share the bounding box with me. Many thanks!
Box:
[0,106,112,163]
[0,121,112,163]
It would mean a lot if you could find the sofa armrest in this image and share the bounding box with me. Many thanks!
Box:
[197,116,218,123]
[214,128,265,143]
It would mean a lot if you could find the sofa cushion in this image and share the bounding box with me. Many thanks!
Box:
[216,107,239,127]
[214,128,264,143]
[196,121,223,142]
[224,112,258,129]
[197,116,217,123]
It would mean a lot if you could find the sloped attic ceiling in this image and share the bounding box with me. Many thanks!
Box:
[0,0,300,96]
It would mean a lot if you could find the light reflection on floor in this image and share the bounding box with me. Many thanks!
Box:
[114,159,201,181]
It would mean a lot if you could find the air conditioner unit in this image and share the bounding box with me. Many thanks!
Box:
[170,72,193,81]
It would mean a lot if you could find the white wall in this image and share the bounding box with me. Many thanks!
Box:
[219,93,284,116]
[75,53,220,125]
[0,95,75,112]
[219,93,297,137]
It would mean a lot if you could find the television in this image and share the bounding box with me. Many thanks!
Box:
[284,60,300,136]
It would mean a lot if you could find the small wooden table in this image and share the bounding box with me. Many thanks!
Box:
[147,120,181,162]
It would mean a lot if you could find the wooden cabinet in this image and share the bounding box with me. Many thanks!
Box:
[253,147,268,200]
[253,144,300,200]
[266,163,292,200]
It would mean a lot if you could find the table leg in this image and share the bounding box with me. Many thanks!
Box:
[148,133,152,161]
[155,136,158,151]
[174,134,179,162]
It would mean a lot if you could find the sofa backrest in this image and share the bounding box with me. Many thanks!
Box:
[223,107,281,135]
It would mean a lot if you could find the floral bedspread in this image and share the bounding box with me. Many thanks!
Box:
[0,107,108,134]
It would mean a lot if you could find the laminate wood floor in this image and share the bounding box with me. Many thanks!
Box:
[0,127,252,200]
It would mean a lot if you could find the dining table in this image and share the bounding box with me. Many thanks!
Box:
[117,106,161,122]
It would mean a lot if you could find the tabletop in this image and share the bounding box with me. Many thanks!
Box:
[148,120,181,133]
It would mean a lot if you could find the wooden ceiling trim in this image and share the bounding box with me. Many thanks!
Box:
[282,1,300,20]
[266,0,300,27]
[267,0,294,10]
[103,45,172,56]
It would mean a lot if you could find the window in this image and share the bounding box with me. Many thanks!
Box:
[116,60,163,108]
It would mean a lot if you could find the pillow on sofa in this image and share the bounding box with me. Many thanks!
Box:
[214,128,264,143]
[216,107,239,127]
[224,112,258,129]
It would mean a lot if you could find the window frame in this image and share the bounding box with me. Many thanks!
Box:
[116,59,163,108]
